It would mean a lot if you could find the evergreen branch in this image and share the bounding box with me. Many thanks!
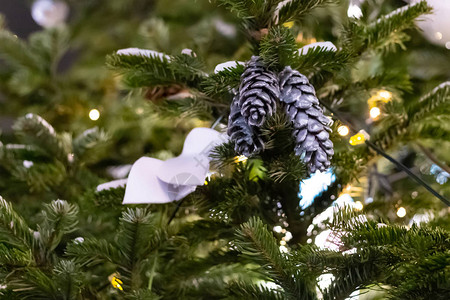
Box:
[291,48,352,77]
[65,238,121,267]
[409,82,450,123]
[323,248,387,300]
[7,267,57,299]
[200,64,244,98]
[259,25,297,71]
[277,0,330,24]
[10,161,67,193]
[235,217,287,280]
[38,200,79,253]
[72,127,110,164]
[0,30,42,72]
[227,280,284,299]
[344,1,431,53]
[365,1,431,50]
[53,260,82,300]
[12,114,71,162]
[0,197,33,249]
[0,244,31,268]
[106,53,176,87]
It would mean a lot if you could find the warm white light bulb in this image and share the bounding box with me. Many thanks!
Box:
[378,90,392,101]
[273,226,283,233]
[370,107,381,119]
[337,125,349,136]
[354,201,363,211]
[89,109,100,121]
[347,4,363,19]
[397,207,406,218]
[435,32,443,40]
[446,42,450,50]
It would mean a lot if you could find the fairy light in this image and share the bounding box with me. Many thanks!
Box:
[283,21,294,28]
[273,226,283,233]
[234,155,248,163]
[435,31,443,40]
[89,109,100,121]
[369,107,381,119]
[280,240,286,246]
[397,207,406,218]
[378,90,392,102]
[349,133,365,145]
[337,125,349,136]
[109,273,123,291]
[354,201,363,211]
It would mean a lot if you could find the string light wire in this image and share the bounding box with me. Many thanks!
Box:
[319,100,449,206]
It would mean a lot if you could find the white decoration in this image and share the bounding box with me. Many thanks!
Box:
[96,179,128,192]
[23,160,34,168]
[347,0,364,19]
[181,48,196,56]
[32,0,69,28]
[121,128,227,204]
[116,48,171,61]
[298,42,337,55]
[123,157,196,204]
[214,61,245,74]
[214,19,237,38]
[106,165,132,179]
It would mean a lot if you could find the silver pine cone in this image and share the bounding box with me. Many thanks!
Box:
[279,66,334,173]
[227,95,264,156]
[238,56,279,127]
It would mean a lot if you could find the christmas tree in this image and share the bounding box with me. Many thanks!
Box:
[0,0,449,299]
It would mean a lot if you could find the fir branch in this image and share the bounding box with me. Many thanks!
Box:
[277,0,330,24]
[0,30,42,72]
[200,64,244,98]
[72,127,110,165]
[227,280,284,300]
[364,1,431,50]
[409,81,450,123]
[235,217,287,281]
[259,25,298,71]
[291,47,352,78]
[12,114,71,162]
[53,260,82,300]
[343,1,431,53]
[116,208,155,263]
[66,238,121,267]
[0,197,33,249]
[106,53,176,87]
[37,200,79,253]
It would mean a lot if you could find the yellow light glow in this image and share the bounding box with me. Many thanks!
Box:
[345,185,352,192]
[283,21,294,28]
[89,109,100,121]
[204,180,208,185]
[337,125,349,136]
[234,155,248,163]
[111,276,123,291]
[435,31,443,40]
[349,133,366,146]
[354,201,363,211]
[280,240,286,246]
[370,107,381,119]
[397,207,406,218]
[378,90,392,102]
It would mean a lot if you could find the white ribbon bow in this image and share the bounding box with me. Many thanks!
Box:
[97,128,227,204]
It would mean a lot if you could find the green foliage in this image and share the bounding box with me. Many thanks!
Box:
[259,26,298,70]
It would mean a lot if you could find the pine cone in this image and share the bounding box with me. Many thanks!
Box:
[238,56,279,127]
[227,95,264,156]
[279,66,334,173]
